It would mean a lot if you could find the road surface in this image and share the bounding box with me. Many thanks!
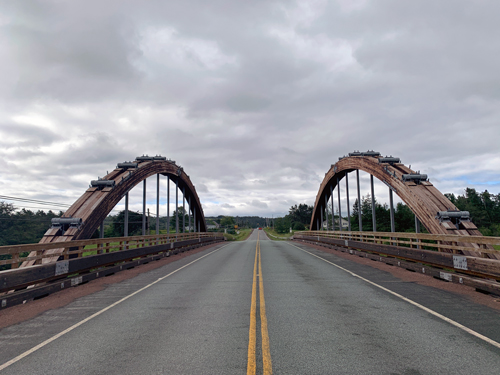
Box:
[1,229,500,374]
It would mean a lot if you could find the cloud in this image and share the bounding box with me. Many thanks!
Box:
[0,0,499,219]
[250,200,268,209]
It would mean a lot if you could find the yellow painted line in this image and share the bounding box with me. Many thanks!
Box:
[0,244,229,372]
[247,231,273,375]
[247,237,258,375]
[258,239,273,374]
[287,242,500,350]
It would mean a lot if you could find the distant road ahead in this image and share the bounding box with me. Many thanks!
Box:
[1,230,500,374]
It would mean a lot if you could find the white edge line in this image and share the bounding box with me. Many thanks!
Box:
[0,243,230,371]
[287,242,500,350]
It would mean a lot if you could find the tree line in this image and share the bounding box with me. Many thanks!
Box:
[0,202,62,246]
[0,187,498,245]
[272,188,500,236]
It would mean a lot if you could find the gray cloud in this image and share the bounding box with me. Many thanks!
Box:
[0,0,499,218]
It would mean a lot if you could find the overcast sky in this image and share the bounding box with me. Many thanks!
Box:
[0,0,499,218]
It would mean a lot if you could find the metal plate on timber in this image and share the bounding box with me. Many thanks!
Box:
[453,255,468,270]
[55,261,69,276]
[71,276,83,286]
[440,272,453,281]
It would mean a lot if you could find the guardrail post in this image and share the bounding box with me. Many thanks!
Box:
[12,253,19,269]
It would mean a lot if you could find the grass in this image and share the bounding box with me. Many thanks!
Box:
[82,241,133,256]
[224,228,252,241]
[264,227,297,241]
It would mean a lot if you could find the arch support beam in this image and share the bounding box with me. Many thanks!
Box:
[41,158,207,243]
[310,155,484,243]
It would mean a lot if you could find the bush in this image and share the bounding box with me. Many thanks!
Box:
[293,222,305,230]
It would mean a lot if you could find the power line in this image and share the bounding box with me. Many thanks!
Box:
[11,205,67,211]
[0,195,72,208]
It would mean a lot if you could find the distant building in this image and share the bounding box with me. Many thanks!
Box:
[322,218,349,230]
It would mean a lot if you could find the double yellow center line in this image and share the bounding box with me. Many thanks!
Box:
[247,232,272,375]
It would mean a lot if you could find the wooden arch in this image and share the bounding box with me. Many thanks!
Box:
[310,155,483,238]
[41,158,207,243]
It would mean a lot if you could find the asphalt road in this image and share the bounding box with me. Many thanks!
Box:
[1,230,500,374]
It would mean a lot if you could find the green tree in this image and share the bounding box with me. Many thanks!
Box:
[394,203,415,232]
[168,207,190,231]
[274,216,291,233]
[106,210,143,237]
[220,216,235,227]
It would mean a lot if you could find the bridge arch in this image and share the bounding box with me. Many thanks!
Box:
[42,156,207,243]
[310,153,483,239]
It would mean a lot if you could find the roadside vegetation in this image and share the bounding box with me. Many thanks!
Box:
[271,188,500,238]
[264,227,296,241]
[224,228,252,241]
[0,187,499,248]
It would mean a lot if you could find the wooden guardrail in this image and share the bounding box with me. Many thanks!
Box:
[294,231,500,282]
[0,232,224,270]
[0,232,224,310]
[298,231,500,257]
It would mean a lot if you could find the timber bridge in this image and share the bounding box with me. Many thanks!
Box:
[1,151,500,374]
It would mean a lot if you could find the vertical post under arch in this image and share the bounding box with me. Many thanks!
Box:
[175,180,179,234]
[166,176,170,234]
[370,174,376,232]
[356,170,362,231]
[415,216,421,249]
[194,205,197,233]
[320,204,323,231]
[346,173,351,231]
[325,195,329,231]
[156,174,160,235]
[337,177,342,231]
[124,192,129,237]
[330,185,335,231]
[188,196,192,232]
[389,188,395,233]
[183,187,186,233]
[142,179,147,236]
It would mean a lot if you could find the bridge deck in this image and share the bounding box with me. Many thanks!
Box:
[1,231,500,374]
